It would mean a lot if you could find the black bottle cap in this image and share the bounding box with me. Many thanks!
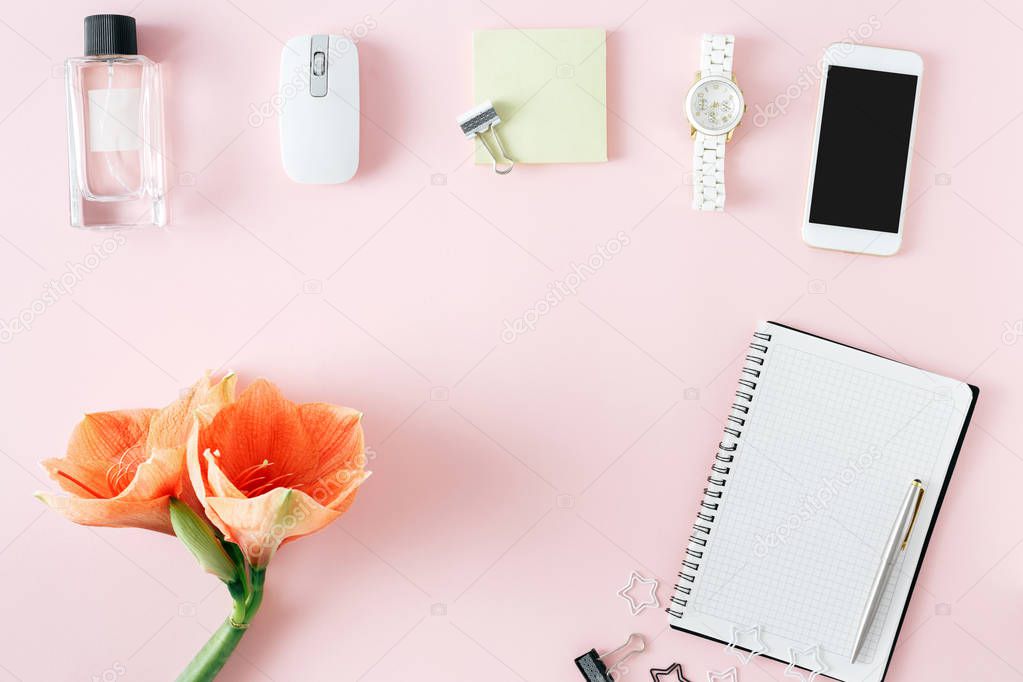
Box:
[84,14,138,56]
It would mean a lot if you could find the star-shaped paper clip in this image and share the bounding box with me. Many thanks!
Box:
[649,662,692,681]
[706,667,738,682]
[725,624,766,664]
[617,570,659,616]
[784,644,827,681]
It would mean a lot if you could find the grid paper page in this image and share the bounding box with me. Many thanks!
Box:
[676,323,971,682]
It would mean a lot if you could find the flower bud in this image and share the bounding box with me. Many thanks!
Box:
[169,499,238,582]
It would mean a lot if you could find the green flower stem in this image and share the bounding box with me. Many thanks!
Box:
[246,568,267,619]
[175,619,247,682]
[176,568,267,682]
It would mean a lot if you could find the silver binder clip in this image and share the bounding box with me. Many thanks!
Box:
[458,100,514,174]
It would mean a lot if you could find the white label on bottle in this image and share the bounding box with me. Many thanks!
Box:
[87,88,142,152]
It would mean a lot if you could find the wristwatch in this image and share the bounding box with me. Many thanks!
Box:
[684,34,746,211]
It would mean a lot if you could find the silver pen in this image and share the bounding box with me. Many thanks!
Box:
[850,479,925,663]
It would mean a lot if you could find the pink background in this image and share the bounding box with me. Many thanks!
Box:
[1,0,1021,680]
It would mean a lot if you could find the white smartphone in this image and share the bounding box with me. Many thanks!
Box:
[802,44,923,255]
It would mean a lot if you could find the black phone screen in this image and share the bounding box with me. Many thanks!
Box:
[809,65,919,233]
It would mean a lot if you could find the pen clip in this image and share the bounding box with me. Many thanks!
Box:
[900,480,925,551]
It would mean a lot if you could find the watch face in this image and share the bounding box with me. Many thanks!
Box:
[686,76,744,134]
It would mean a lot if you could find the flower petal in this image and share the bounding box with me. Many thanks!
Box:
[45,409,157,498]
[205,488,343,567]
[35,491,173,533]
[304,468,371,511]
[199,379,312,487]
[148,373,236,452]
[323,470,371,512]
[204,450,246,499]
[186,419,224,528]
[297,403,364,486]
[41,457,106,498]
[196,373,237,425]
[116,446,182,501]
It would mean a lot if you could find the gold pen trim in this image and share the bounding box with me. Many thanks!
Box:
[900,480,925,551]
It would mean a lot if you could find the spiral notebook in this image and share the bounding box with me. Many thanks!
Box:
[668,322,978,682]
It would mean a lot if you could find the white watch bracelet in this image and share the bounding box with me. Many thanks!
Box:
[686,34,743,212]
[692,131,727,211]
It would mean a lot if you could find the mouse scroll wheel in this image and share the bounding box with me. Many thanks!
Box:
[312,51,326,76]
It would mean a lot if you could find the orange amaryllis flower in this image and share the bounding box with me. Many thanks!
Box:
[187,379,369,567]
[37,374,235,533]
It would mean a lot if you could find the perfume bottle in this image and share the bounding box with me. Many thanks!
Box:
[65,14,166,229]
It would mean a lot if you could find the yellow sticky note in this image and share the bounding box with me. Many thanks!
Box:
[473,28,607,165]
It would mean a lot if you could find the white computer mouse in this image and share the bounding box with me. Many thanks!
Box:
[279,34,359,184]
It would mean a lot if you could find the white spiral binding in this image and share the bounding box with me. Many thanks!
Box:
[667,330,772,619]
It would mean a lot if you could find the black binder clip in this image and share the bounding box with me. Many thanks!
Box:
[575,633,646,681]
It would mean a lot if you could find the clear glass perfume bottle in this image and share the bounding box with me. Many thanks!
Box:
[65,14,166,229]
